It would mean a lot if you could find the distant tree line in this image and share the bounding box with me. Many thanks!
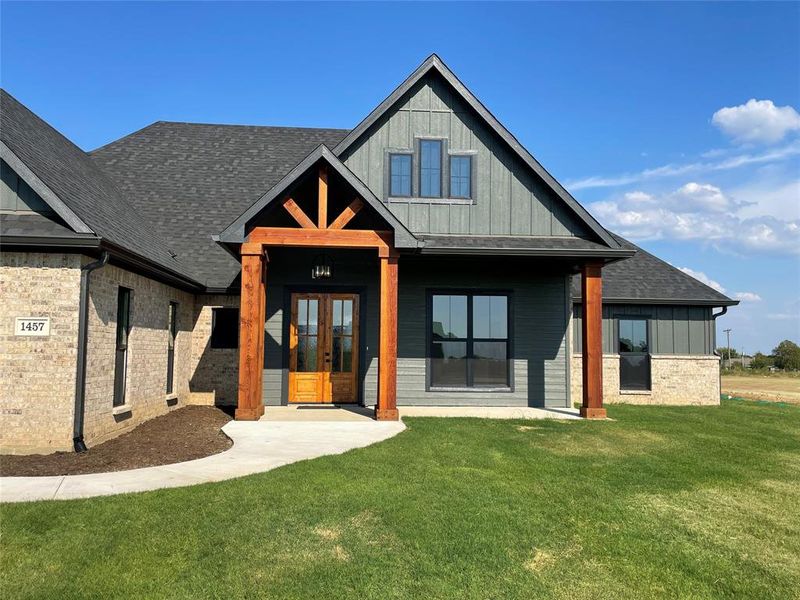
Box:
[718,340,800,371]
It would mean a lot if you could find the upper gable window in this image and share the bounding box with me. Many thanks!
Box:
[419,140,442,198]
[449,155,472,199]
[389,153,412,197]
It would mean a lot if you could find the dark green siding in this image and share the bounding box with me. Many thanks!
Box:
[341,73,591,238]
[572,304,715,355]
[262,252,572,408]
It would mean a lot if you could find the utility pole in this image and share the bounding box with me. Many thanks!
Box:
[723,328,732,369]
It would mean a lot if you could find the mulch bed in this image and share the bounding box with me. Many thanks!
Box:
[1,406,233,477]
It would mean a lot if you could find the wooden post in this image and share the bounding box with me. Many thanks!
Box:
[318,166,328,229]
[581,262,606,419]
[376,253,399,420]
[236,243,267,420]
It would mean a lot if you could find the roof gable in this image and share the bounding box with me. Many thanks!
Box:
[333,54,619,248]
[217,144,417,248]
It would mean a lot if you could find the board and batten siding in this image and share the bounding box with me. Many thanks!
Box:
[395,258,571,408]
[340,73,591,238]
[572,304,715,355]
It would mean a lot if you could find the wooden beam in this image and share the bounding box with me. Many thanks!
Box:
[318,166,328,229]
[329,197,364,230]
[235,243,267,421]
[376,254,399,420]
[580,262,606,419]
[282,197,317,229]
[247,226,392,255]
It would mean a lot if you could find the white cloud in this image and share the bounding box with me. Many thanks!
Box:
[566,142,800,190]
[712,99,800,145]
[734,292,762,302]
[732,178,800,222]
[677,267,726,293]
[588,182,800,255]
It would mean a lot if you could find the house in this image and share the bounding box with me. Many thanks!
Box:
[0,55,737,454]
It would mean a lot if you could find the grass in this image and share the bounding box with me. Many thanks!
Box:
[2,399,799,599]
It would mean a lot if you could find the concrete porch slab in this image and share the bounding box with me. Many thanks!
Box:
[398,406,582,420]
[261,404,377,422]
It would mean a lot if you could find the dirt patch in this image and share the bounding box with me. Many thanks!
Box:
[0,406,232,476]
[722,375,800,405]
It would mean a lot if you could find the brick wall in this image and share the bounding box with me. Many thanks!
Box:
[0,252,81,454]
[82,261,195,446]
[571,354,720,406]
[189,295,239,406]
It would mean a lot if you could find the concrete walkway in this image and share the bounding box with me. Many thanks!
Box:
[0,420,406,503]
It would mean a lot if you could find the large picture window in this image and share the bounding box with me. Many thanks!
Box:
[429,292,510,389]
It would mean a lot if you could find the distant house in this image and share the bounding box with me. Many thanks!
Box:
[0,55,737,455]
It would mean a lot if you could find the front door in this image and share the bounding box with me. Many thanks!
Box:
[289,293,359,403]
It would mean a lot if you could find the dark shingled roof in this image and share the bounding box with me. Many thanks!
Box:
[571,235,737,306]
[2,90,735,307]
[416,234,633,257]
[0,90,193,282]
[92,121,349,289]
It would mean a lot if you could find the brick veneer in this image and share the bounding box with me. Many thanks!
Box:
[189,295,240,406]
[0,252,82,454]
[571,354,721,406]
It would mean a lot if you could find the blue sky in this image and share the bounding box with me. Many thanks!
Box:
[2,1,798,353]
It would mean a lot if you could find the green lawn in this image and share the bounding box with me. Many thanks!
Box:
[2,399,799,599]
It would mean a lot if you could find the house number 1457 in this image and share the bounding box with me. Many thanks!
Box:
[15,317,50,336]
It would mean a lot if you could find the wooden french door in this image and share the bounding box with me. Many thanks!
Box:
[289,293,359,403]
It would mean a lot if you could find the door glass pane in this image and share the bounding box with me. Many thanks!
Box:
[472,341,508,387]
[342,337,353,373]
[305,336,318,372]
[307,299,318,335]
[342,300,353,335]
[332,336,342,372]
[332,299,342,334]
[430,341,467,387]
[297,299,308,335]
[473,296,507,339]
[432,295,467,340]
[297,336,307,371]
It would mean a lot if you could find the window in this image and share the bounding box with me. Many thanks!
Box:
[166,302,178,394]
[389,154,412,197]
[618,317,651,391]
[419,140,442,197]
[113,287,132,407]
[429,293,510,389]
[210,308,239,349]
[450,155,472,199]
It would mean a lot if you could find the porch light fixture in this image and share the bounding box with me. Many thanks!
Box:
[311,254,333,280]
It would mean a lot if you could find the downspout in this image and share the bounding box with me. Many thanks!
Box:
[72,251,109,452]
[712,306,728,401]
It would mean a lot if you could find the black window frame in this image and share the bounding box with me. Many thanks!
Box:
[426,290,513,392]
[210,307,239,349]
[449,154,473,200]
[617,316,651,391]
[113,286,132,408]
[166,301,178,395]
[388,152,413,198]
[418,139,444,199]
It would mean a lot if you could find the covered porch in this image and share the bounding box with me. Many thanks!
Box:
[216,146,609,421]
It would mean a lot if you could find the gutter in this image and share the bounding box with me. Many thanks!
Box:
[712,306,729,399]
[72,251,109,452]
